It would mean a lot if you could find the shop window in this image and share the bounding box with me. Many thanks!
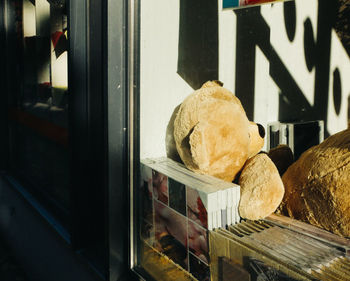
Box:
[7,0,70,221]
[131,0,350,280]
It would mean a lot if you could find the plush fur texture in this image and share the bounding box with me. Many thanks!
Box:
[281,128,350,237]
[173,81,284,220]
[173,81,263,182]
[239,153,285,220]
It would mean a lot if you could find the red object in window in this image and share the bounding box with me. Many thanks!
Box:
[39,82,51,88]
[242,0,274,5]
[8,108,68,147]
[51,31,68,58]
[51,31,64,48]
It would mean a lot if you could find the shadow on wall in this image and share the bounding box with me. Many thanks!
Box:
[234,0,341,138]
[177,0,350,138]
[177,0,219,90]
[236,0,350,138]
[334,0,350,57]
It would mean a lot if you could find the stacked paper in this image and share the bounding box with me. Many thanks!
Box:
[139,157,240,280]
[142,157,241,230]
[212,220,350,281]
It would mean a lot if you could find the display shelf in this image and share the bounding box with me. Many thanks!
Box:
[133,0,350,280]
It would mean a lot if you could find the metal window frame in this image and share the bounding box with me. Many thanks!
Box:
[104,0,148,279]
[69,0,106,255]
[0,0,9,171]
[104,0,132,279]
[123,0,155,279]
[1,0,142,279]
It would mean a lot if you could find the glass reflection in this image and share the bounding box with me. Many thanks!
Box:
[10,0,69,213]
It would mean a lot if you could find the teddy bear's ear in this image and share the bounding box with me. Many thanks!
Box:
[200,80,224,89]
[248,122,265,158]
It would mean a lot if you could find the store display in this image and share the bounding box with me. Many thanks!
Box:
[141,157,241,231]
[172,81,284,221]
[281,128,350,237]
[209,218,350,281]
[265,214,350,253]
[140,241,196,281]
[173,80,265,183]
[222,0,284,9]
[219,257,250,281]
[140,157,241,277]
[136,0,350,279]
[238,153,284,220]
[267,121,324,161]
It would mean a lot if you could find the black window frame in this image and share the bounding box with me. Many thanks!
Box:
[0,0,108,277]
[0,0,138,279]
[0,0,9,172]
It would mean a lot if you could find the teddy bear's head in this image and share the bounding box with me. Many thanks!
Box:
[173,81,265,182]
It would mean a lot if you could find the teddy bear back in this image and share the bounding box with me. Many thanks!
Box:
[281,128,350,237]
[173,81,251,182]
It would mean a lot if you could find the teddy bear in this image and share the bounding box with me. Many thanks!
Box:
[170,80,284,220]
[280,127,350,237]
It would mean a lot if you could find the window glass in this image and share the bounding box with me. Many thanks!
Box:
[134,0,350,280]
[8,0,69,216]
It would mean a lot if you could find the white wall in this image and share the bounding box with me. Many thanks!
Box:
[140,0,350,158]
[140,0,192,158]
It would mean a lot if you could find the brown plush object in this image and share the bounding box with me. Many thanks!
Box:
[268,144,294,176]
[238,153,285,220]
[281,128,350,237]
[173,81,264,182]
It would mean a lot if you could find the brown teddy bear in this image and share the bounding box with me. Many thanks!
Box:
[172,81,284,220]
[238,153,285,220]
[280,128,350,237]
